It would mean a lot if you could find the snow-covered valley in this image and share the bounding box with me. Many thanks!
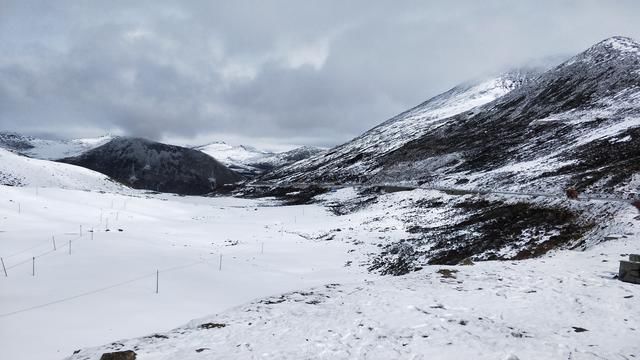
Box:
[67,236,640,360]
[0,186,371,360]
[1,183,639,360]
[2,35,640,360]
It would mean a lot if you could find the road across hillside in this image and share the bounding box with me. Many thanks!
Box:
[247,182,638,204]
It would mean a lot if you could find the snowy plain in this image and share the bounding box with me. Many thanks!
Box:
[68,237,640,360]
[0,178,639,360]
[0,185,373,360]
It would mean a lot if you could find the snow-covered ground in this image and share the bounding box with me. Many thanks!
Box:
[1,183,639,360]
[0,186,372,360]
[0,148,124,191]
[67,237,640,360]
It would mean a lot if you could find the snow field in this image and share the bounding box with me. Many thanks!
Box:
[67,236,640,360]
[0,185,369,360]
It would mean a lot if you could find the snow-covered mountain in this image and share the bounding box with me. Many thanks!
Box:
[194,142,274,176]
[261,68,543,183]
[0,132,113,160]
[0,148,124,191]
[250,146,325,172]
[60,137,244,195]
[195,141,324,177]
[6,36,640,360]
[369,36,640,196]
[264,37,640,198]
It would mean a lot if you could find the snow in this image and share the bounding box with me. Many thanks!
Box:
[21,135,113,160]
[0,185,370,360]
[194,142,323,175]
[604,36,640,55]
[66,230,640,360]
[1,180,639,360]
[0,148,124,191]
[195,142,272,165]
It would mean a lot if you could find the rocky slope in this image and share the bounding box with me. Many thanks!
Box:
[60,137,243,195]
[264,37,640,198]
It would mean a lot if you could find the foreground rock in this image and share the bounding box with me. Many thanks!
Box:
[99,350,136,360]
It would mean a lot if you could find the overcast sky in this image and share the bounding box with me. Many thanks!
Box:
[1,1,639,150]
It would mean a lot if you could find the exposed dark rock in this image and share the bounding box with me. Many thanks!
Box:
[199,322,226,329]
[99,350,136,360]
[369,197,595,273]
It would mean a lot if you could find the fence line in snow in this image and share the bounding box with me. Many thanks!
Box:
[0,259,208,318]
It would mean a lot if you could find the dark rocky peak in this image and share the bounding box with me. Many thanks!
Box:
[60,137,243,195]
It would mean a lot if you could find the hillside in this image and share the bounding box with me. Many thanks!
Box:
[264,37,640,199]
[59,137,243,195]
[372,36,640,196]
[0,132,113,160]
[262,68,542,184]
[0,148,124,191]
[196,142,324,177]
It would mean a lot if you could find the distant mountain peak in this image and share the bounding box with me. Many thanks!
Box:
[591,36,640,54]
[559,36,640,69]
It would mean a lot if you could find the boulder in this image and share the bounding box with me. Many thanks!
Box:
[99,350,136,360]
[619,260,640,284]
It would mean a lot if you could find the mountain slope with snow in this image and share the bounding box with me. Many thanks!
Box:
[0,132,113,160]
[371,36,640,196]
[0,148,124,191]
[194,142,273,176]
[196,142,324,177]
[262,69,542,183]
[265,37,640,198]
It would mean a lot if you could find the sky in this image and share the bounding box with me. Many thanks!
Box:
[1,1,640,151]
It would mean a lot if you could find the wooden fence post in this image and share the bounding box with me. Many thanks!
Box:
[1,257,7,277]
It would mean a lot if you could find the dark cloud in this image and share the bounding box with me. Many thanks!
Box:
[1,0,640,148]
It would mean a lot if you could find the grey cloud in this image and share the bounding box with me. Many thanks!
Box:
[1,0,640,147]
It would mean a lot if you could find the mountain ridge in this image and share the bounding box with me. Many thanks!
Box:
[262,36,640,197]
